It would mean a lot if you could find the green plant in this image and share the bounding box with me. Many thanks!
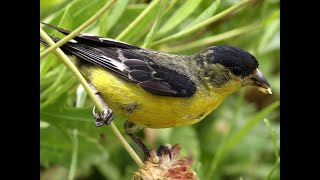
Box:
[40,0,280,179]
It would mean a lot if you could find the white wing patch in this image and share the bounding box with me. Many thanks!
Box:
[81,33,95,37]
[103,55,126,71]
[99,37,132,46]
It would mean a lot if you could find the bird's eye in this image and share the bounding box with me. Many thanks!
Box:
[233,67,242,75]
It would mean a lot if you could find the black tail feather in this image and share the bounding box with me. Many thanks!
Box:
[40,22,139,49]
[40,37,47,46]
[41,22,72,36]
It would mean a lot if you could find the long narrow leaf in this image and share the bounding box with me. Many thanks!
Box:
[206,100,280,178]
[157,0,202,37]
[265,157,280,180]
[186,0,221,28]
[99,0,130,36]
[264,119,279,159]
[68,129,78,180]
[151,0,252,47]
[116,0,161,41]
[164,24,258,53]
[142,0,167,48]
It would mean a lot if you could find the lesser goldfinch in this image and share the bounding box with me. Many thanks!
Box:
[40,23,271,158]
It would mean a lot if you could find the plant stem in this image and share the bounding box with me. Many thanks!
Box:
[141,0,167,48]
[164,24,259,53]
[40,0,117,59]
[116,0,161,40]
[151,0,253,47]
[264,157,280,180]
[40,66,67,100]
[40,28,144,167]
[68,129,78,180]
[264,118,279,159]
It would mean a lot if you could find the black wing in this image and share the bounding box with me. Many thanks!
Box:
[41,23,196,97]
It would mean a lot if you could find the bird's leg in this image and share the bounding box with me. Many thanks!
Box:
[89,83,113,126]
[124,120,150,160]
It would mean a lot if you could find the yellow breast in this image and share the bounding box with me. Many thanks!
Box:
[90,67,231,128]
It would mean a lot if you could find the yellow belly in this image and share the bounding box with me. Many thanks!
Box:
[90,67,226,128]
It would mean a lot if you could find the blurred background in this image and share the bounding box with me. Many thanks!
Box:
[40,0,280,179]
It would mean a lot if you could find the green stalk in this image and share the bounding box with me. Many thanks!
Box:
[40,76,77,110]
[264,157,280,180]
[165,24,259,53]
[116,0,161,40]
[40,0,117,59]
[68,129,78,180]
[151,0,253,47]
[40,28,144,167]
[141,0,167,48]
[264,118,279,159]
[40,66,67,100]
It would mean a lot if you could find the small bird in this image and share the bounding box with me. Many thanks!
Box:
[40,23,272,159]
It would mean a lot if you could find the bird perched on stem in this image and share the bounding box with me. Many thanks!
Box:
[40,23,272,159]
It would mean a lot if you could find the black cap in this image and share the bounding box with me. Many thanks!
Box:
[210,45,259,77]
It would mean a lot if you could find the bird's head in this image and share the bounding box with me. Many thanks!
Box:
[194,45,272,96]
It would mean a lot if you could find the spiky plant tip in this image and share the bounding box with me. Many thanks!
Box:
[132,144,198,180]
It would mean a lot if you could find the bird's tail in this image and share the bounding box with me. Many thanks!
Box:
[41,22,72,36]
[40,22,139,49]
[40,33,73,56]
[40,22,70,47]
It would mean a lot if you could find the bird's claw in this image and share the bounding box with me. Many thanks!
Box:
[92,105,113,126]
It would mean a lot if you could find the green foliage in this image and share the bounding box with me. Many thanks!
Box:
[157,0,203,37]
[40,0,280,179]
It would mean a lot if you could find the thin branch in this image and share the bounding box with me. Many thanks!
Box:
[40,28,144,167]
[40,0,117,59]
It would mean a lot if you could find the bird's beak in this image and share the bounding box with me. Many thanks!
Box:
[242,68,272,94]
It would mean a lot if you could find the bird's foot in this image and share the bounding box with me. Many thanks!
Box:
[92,105,113,126]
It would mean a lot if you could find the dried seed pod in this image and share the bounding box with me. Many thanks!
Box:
[132,144,198,180]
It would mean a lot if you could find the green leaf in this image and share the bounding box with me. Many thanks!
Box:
[206,100,280,178]
[157,0,202,37]
[264,119,279,159]
[186,0,221,28]
[142,0,167,48]
[40,76,77,110]
[40,121,50,129]
[265,157,280,180]
[151,0,252,47]
[258,15,280,54]
[161,0,179,17]
[106,4,146,38]
[100,0,130,36]
[164,24,258,53]
[43,0,107,31]
[116,0,162,43]
[76,85,87,108]
[40,66,67,100]
[40,0,72,20]
[40,107,118,168]
[68,129,78,180]
[40,54,60,78]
